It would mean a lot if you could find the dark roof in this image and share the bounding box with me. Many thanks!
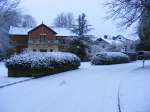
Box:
[28,23,57,34]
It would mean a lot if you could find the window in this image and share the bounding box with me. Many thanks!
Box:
[33,49,36,52]
[39,34,47,42]
[40,49,47,52]
[50,49,53,52]
[112,37,115,40]
[104,35,108,39]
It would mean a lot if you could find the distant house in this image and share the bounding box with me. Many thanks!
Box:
[92,37,110,53]
[91,35,135,54]
[113,35,135,52]
[9,23,77,54]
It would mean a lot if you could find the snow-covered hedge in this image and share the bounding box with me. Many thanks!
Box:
[6,52,81,77]
[91,52,129,65]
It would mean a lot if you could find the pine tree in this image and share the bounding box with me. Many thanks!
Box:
[69,38,88,61]
[71,13,92,38]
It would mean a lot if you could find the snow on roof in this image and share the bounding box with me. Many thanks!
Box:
[9,26,32,35]
[9,26,77,37]
[101,35,123,45]
[52,27,77,36]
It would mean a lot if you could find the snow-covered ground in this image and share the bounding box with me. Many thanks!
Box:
[0,62,30,87]
[0,61,150,112]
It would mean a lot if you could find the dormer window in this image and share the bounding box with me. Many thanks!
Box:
[104,35,108,39]
[112,37,115,40]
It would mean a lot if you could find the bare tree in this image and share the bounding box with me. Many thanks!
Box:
[21,14,37,28]
[105,0,150,27]
[66,13,75,28]
[53,12,75,28]
[106,0,150,50]
[0,0,22,28]
[0,0,22,54]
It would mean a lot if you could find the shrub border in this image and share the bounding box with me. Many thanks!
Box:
[8,65,79,78]
[91,52,130,65]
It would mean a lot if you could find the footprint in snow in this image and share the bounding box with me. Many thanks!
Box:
[59,81,66,87]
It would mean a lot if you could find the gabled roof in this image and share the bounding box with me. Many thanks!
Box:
[9,24,77,37]
[95,38,110,44]
[28,23,57,34]
[96,35,123,46]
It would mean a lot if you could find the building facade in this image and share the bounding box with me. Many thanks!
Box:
[9,24,76,54]
[92,35,135,54]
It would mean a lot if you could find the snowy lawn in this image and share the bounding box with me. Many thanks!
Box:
[0,62,31,87]
[0,61,150,112]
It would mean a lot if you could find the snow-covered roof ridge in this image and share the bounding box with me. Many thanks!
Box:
[9,25,77,37]
[100,35,123,45]
[115,35,134,41]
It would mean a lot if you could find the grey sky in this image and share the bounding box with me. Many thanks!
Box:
[20,0,138,40]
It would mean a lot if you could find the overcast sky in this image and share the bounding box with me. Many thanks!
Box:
[20,0,138,40]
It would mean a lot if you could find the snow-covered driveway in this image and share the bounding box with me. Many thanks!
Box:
[0,61,150,112]
[0,62,31,88]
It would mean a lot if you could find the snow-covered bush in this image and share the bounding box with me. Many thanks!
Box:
[6,52,81,77]
[91,52,129,65]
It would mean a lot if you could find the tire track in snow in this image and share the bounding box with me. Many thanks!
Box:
[0,78,34,89]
